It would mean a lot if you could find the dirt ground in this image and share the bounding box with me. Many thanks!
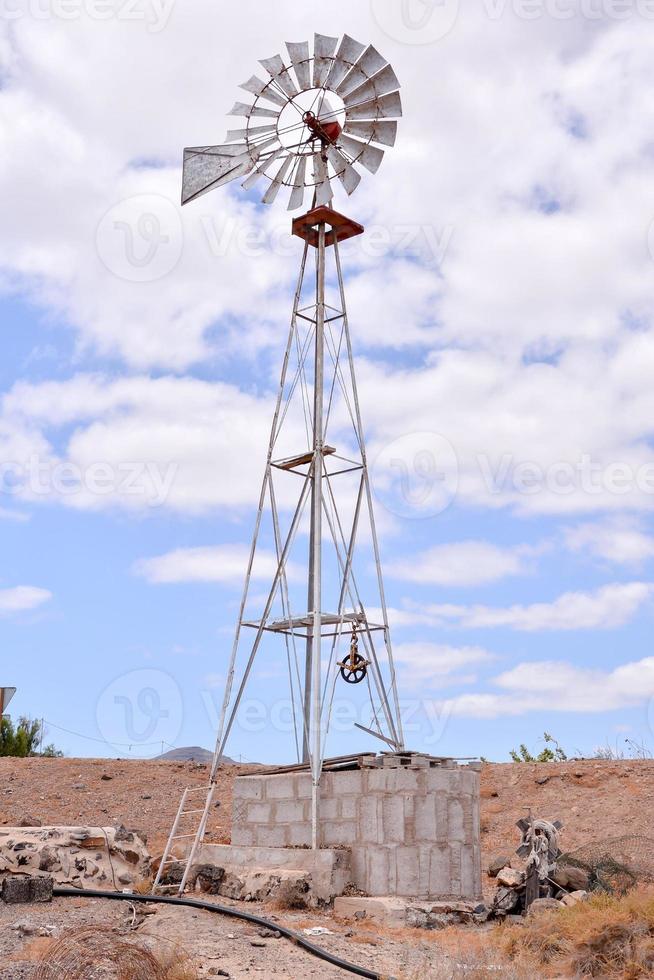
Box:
[1,755,651,860]
[1,756,652,977]
[0,894,506,979]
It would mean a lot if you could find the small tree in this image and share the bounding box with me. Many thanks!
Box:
[510,732,567,763]
[0,716,62,758]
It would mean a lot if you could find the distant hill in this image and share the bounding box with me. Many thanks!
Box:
[156,746,235,764]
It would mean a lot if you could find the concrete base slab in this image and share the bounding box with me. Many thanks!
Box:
[193,843,351,905]
[334,895,481,929]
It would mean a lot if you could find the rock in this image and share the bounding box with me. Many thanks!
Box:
[493,887,520,915]
[2,877,31,904]
[38,847,61,873]
[487,855,513,878]
[193,864,226,895]
[565,866,590,891]
[406,907,430,929]
[100,774,113,781]
[560,890,588,906]
[18,816,42,828]
[30,876,54,903]
[250,939,266,947]
[535,775,550,785]
[496,867,524,888]
[527,897,564,916]
[10,919,39,936]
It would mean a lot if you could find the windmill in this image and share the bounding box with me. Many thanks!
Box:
[155,33,405,895]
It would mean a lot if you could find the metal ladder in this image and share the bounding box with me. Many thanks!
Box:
[152,783,216,895]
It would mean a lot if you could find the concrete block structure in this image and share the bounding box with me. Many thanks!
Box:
[230,763,482,901]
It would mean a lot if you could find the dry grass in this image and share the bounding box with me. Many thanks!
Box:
[499,886,654,977]
[34,925,199,980]
[398,945,522,979]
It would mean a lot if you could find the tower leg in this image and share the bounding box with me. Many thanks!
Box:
[309,221,326,847]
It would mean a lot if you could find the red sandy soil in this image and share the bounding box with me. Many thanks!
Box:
[1,755,652,863]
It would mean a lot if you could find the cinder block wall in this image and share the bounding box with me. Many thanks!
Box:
[231,765,481,900]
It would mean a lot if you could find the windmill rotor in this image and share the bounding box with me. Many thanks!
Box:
[181,32,402,210]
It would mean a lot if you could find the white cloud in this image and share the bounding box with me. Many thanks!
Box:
[135,544,299,585]
[384,582,653,631]
[565,518,654,566]
[443,655,654,719]
[0,586,51,615]
[1,11,654,520]
[390,540,535,586]
[392,641,496,688]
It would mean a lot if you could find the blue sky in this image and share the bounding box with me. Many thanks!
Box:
[2,1,654,764]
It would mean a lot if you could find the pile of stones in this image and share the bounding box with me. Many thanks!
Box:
[487,854,590,919]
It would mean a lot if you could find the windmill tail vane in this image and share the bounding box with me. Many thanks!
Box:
[181,32,402,210]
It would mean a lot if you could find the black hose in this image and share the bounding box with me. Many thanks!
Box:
[53,886,382,979]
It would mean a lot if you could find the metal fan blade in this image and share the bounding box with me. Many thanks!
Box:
[225,125,276,142]
[259,54,298,100]
[338,134,384,174]
[337,45,387,99]
[239,75,286,108]
[242,146,285,189]
[343,64,401,107]
[228,101,278,119]
[182,145,258,205]
[286,40,311,91]
[343,119,397,146]
[312,33,338,88]
[252,135,280,155]
[312,152,333,206]
[315,93,337,124]
[326,145,361,196]
[344,91,403,120]
[325,34,366,92]
[287,155,307,210]
[262,154,294,205]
